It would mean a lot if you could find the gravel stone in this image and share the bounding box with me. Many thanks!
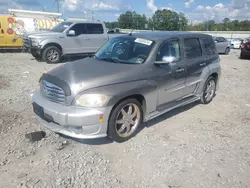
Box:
[0,51,249,187]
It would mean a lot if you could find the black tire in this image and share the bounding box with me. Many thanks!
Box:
[108,98,143,143]
[42,46,62,64]
[225,47,230,55]
[240,52,245,59]
[200,76,217,104]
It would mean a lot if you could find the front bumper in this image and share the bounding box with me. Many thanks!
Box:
[32,92,112,139]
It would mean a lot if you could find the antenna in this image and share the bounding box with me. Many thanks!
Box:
[128,29,134,36]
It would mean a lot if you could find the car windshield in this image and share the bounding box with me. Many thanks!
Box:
[51,22,73,32]
[95,36,154,64]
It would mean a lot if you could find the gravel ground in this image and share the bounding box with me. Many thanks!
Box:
[0,50,249,188]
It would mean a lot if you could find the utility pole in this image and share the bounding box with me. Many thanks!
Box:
[55,0,60,13]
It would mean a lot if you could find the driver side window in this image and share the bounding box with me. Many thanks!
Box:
[156,40,181,62]
[69,23,87,36]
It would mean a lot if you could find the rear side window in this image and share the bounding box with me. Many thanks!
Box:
[202,37,217,55]
[86,24,104,34]
[70,23,87,36]
[184,38,202,59]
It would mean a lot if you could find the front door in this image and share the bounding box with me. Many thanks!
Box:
[155,39,187,108]
[85,23,108,53]
[64,23,88,54]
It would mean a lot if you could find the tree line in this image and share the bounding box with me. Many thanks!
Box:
[105,10,250,31]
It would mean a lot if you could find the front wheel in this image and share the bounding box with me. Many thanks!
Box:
[108,98,143,143]
[200,76,217,104]
[42,46,62,64]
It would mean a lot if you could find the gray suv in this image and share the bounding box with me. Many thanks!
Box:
[32,31,221,143]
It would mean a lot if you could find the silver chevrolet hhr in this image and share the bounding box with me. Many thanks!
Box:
[32,31,221,142]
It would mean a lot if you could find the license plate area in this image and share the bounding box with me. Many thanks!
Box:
[32,102,45,119]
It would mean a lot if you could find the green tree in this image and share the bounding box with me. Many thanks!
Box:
[152,9,188,31]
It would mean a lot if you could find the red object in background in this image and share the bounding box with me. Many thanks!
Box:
[8,17,14,23]
[7,29,13,35]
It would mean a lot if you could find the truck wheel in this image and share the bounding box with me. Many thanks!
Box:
[200,76,217,104]
[108,98,143,143]
[42,46,62,64]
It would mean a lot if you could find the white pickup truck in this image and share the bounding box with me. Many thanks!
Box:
[23,20,124,63]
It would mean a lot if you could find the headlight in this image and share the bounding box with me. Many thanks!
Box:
[31,38,42,46]
[75,94,111,108]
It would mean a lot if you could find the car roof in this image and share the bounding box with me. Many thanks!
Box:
[130,31,212,41]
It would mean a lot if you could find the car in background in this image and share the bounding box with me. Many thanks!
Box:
[23,21,124,63]
[231,38,242,49]
[240,38,250,59]
[213,36,231,55]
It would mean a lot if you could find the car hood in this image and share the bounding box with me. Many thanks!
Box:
[27,31,63,39]
[45,57,148,94]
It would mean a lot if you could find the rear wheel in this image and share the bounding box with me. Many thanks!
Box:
[240,52,245,59]
[225,47,230,55]
[42,46,62,64]
[200,76,217,104]
[108,98,143,143]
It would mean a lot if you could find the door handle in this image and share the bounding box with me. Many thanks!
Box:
[200,62,207,67]
[84,37,90,40]
[175,68,185,73]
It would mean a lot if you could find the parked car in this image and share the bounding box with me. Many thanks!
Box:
[23,20,124,63]
[31,31,221,143]
[231,38,242,49]
[240,38,250,59]
[213,36,231,54]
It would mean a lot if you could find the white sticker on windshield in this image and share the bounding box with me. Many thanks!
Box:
[134,38,153,45]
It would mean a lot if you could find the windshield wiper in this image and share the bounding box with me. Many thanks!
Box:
[99,57,121,64]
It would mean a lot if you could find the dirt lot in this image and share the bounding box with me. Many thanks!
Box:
[0,50,250,188]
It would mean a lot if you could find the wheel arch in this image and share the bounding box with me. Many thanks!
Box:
[41,43,63,54]
[108,94,146,124]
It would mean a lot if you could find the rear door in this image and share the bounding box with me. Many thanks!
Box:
[0,20,6,47]
[183,37,207,96]
[64,23,88,54]
[85,23,108,52]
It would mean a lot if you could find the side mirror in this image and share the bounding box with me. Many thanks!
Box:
[68,30,75,36]
[155,56,176,65]
[214,40,218,43]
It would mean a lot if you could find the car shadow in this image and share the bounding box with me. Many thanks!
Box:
[59,101,200,145]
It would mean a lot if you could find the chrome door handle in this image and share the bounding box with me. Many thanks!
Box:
[176,68,185,73]
[200,63,207,67]
[84,38,90,40]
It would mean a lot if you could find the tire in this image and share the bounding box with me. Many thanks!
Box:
[240,52,245,59]
[200,76,217,104]
[225,47,230,55]
[108,98,143,143]
[42,46,62,64]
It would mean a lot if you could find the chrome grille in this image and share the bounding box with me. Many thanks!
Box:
[40,80,65,103]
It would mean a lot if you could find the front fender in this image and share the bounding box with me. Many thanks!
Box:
[73,80,158,118]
